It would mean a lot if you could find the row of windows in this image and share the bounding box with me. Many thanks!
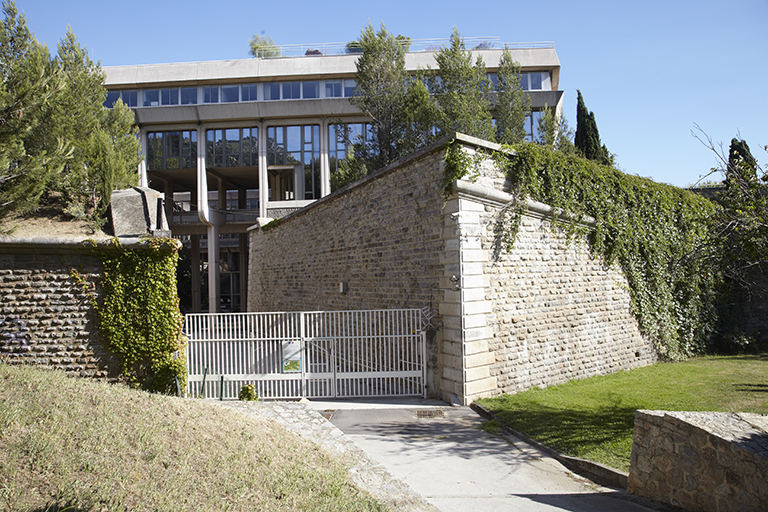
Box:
[147,114,543,174]
[105,79,358,108]
[105,71,551,109]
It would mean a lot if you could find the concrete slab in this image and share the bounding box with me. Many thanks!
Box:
[323,402,662,512]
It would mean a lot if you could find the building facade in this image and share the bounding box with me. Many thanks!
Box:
[103,41,564,312]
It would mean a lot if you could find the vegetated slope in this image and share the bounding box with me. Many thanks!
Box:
[0,364,385,512]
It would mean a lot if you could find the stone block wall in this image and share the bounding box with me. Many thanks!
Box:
[0,241,121,378]
[628,410,768,511]
[248,135,657,403]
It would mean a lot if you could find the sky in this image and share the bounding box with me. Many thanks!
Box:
[12,0,768,187]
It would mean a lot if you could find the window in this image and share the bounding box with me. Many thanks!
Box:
[143,90,160,107]
[103,91,120,108]
[523,110,544,142]
[206,127,258,168]
[529,72,542,90]
[343,79,357,97]
[267,124,320,200]
[303,81,319,99]
[161,88,179,105]
[221,85,239,103]
[203,86,219,103]
[329,122,373,174]
[146,130,197,170]
[180,87,197,104]
[241,84,258,102]
[325,80,342,98]
[264,83,280,100]
[282,82,301,99]
[121,90,138,107]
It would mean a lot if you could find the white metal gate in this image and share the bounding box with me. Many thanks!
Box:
[184,309,427,400]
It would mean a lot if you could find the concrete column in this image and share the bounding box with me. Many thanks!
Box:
[138,127,149,187]
[320,119,330,197]
[191,234,201,313]
[239,233,248,312]
[163,179,174,228]
[259,124,269,218]
[207,225,220,313]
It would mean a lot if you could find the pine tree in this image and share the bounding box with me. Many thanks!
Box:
[574,90,612,165]
[494,47,530,145]
[432,27,495,141]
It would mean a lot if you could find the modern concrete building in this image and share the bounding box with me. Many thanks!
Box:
[103,40,564,313]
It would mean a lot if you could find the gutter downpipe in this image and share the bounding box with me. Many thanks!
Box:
[196,126,221,313]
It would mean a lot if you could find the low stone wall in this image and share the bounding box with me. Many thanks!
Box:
[0,239,121,378]
[628,410,768,511]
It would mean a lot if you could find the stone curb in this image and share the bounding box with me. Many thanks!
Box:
[470,402,628,489]
[469,403,683,511]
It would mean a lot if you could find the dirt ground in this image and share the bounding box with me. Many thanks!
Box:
[1,199,110,240]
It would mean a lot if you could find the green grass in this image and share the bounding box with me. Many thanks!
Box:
[0,364,386,512]
[477,354,768,472]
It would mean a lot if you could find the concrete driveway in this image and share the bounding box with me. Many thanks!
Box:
[310,399,663,512]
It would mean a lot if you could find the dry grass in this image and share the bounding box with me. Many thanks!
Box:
[0,364,385,512]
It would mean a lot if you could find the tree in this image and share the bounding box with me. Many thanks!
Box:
[574,90,612,165]
[536,105,577,154]
[0,1,140,228]
[432,27,495,141]
[349,23,437,171]
[494,47,530,145]
[693,127,768,350]
[248,34,280,58]
[0,0,70,220]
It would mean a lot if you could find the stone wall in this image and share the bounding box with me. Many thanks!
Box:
[248,135,656,403]
[0,240,121,378]
[628,410,768,511]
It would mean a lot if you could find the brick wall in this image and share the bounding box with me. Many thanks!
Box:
[628,410,768,511]
[0,241,121,378]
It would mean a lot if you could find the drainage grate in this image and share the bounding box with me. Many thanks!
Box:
[416,409,445,419]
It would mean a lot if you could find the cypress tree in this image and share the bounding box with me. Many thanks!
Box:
[574,90,612,165]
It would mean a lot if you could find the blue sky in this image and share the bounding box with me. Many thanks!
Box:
[13,0,767,187]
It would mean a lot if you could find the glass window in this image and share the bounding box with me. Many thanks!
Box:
[181,130,197,169]
[103,91,120,108]
[121,90,138,107]
[264,83,280,100]
[267,125,320,201]
[520,73,529,91]
[529,72,542,90]
[221,85,239,103]
[143,90,159,107]
[303,81,319,99]
[161,88,179,105]
[282,82,301,99]
[343,79,357,97]
[146,132,162,170]
[203,86,219,103]
[180,87,197,104]
[325,80,342,98]
[241,84,258,102]
[487,73,498,90]
[206,127,258,168]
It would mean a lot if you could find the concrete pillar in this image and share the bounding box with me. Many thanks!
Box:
[191,234,201,313]
[239,233,248,312]
[207,225,220,313]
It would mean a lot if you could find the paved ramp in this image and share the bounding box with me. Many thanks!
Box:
[326,405,662,512]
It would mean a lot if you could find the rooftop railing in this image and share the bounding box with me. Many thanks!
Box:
[256,38,555,58]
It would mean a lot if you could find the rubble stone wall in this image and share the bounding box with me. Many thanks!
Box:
[0,242,121,378]
[628,410,768,512]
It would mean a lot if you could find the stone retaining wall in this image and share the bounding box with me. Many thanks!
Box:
[628,410,768,511]
[248,135,656,403]
[0,240,120,378]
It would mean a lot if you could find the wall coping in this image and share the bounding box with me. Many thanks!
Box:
[0,236,180,254]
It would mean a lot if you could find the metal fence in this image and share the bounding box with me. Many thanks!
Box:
[184,309,426,400]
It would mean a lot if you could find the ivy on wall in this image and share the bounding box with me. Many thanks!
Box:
[84,238,187,393]
[445,140,721,360]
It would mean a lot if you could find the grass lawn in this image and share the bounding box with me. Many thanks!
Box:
[0,364,385,512]
[476,354,768,472]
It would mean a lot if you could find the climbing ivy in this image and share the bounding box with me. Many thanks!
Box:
[86,238,187,393]
[445,141,722,360]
